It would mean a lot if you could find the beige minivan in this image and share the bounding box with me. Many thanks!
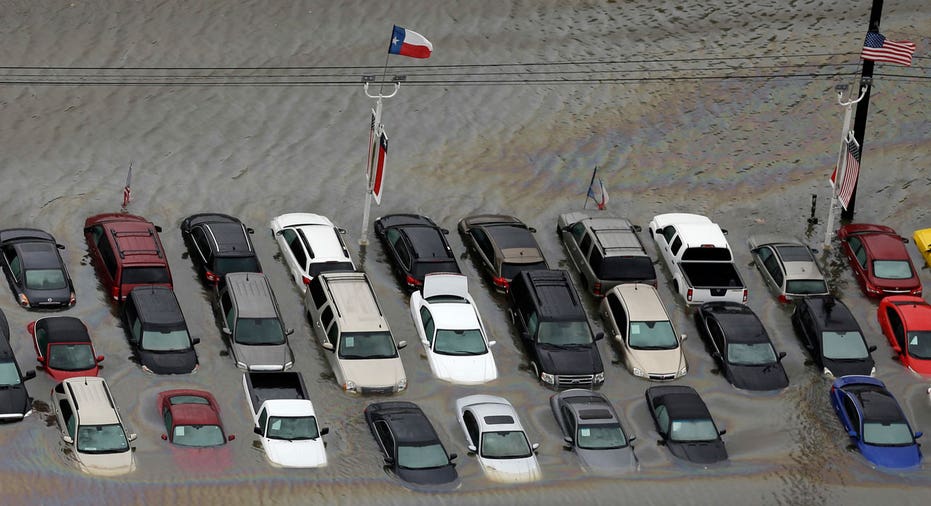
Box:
[51,376,136,476]
[304,271,407,394]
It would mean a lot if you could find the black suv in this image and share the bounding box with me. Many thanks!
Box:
[507,269,604,388]
[0,308,36,422]
[121,286,200,374]
[791,296,876,377]
[374,214,460,290]
[180,213,261,286]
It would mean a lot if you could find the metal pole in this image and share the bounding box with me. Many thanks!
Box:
[823,85,868,249]
[359,82,400,246]
[842,0,883,220]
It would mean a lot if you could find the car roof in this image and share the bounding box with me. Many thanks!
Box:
[485,224,539,252]
[845,384,906,423]
[518,270,585,321]
[163,390,222,427]
[472,403,522,432]
[37,317,91,344]
[430,302,481,330]
[403,226,453,260]
[801,297,859,331]
[129,286,185,325]
[205,222,253,257]
[63,377,120,425]
[885,297,931,326]
[613,284,669,321]
[377,214,438,229]
[855,229,911,259]
[703,302,769,344]
[585,218,648,256]
[272,213,334,229]
[370,402,439,445]
[16,242,62,269]
[653,390,711,421]
[89,213,167,266]
[320,272,387,330]
[225,273,278,318]
[560,393,618,423]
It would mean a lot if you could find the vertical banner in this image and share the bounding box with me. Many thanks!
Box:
[365,109,376,180]
[372,128,388,204]
[121,162,133,211]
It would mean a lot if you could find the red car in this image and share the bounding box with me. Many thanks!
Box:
[877,296,931,375]
[83,213,173,301]
[29,317,103,381]
[158,389,234,447]
[837,224,922,298]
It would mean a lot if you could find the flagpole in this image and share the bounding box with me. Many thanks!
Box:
[360,81,400,246]
[583,166,597,209]
[823,84,868,249]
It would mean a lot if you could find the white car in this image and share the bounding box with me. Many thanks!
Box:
[410,274,498,384]
[456,395,541,483]
[269,213,355,293]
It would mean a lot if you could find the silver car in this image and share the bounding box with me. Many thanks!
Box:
[217,273,295,371]
[550,389,638,474]
[748,234,829,302]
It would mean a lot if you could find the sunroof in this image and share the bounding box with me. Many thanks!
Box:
[578,409,612,420]
[484,415,514,425]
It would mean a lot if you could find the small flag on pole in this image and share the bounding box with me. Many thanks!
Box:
[587,171,608,210]
[388,25,433,59]
[372,129,388,205]
[861,32,916,66]
[121,163,133,210]
[833,134,861,210]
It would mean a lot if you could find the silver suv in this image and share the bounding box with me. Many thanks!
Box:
[217,272,295,371]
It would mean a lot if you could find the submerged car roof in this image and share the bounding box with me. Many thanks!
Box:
[613,284,669,321]
[87,213,166,266]
[371,402,439,445]
[63,377,120,425]
[845,384,906,423]
[225,273,278,319]
[800,297,860,331]
[129,286,184,325]
[207,222,254,257]
[703,302,768,344]
[16,242,62,269]
[519,270,585,321]
[404,226,453,260]
[37,317,91,343]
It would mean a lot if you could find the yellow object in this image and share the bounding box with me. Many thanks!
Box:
[914,228,931,268]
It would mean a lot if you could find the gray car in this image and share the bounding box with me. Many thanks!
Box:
[217,272,294,371]
[550,389,638,474]
[748,234,829,302]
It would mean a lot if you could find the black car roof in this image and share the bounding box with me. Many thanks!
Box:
[206,222,253,256]
[518,270,585,321]
[662,392,713,420]
[847,384,906,423]
[802,297,860,332]
[37,317,91,343]
[184,213,240,228]
[371,402,440,445]
[129,287,185,326]
[16,242,62,270]
[404,226,452,260]
[0,228,56,245]
[378,214,437,229]
[704,303,769,344]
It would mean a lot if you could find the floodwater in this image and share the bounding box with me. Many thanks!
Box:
[0,1,929,505]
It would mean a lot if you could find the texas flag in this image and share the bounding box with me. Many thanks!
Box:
[388,25,433,59]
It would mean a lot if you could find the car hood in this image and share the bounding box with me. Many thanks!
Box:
[263,437,327,468]
[396,463,459,486]
[727,363,789,391]
[536,344,603,375]
[23,286,73,308]
[576,446,638,474]
[429,352,497,384]
[48,365,100,383]
[138,349,198,375]
[823,357,875,377]
[78,450,135,476]
[232,342,293,371]
[860,442,922,469]
[0,384,30,420]
[339,357,405,389]
[480,455,542,483]
[628,346,684,376]
[667,439,728,464]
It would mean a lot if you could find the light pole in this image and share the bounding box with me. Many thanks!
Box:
[823,80,870,249]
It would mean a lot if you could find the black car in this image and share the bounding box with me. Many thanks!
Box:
[550,389,638,474]
[0,308,36,423]
[507,269,605,389]
[458,214,548,292]
[645,385,727,464]
[180,213,261,286]
[121,286,200,374]
[791,296,876,377]
[695,302,789,391]
[374,214,461,290]
[363,401,458,487]
[0,228,75,309]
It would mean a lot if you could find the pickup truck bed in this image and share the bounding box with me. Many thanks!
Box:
[681,262,743,288]
[245,371,307,411]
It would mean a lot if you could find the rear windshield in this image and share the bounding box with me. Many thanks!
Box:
[786,279,828,295]
[122,267,171,285]
[501,261,547,280]
[595,256,655,281]
[214,256,261,276]
[309,261,354,277]
[412,261,460,279]
[681,247,732,261]
[872,260,913,280]
[25,269,67,290]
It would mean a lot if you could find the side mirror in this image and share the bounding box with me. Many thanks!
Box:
[228,435,236,441]
[680,333,688,341]
[384,456,395,465]
[528,227,537,233]
[37,356,45,365]
[718,428,727,436]
[161,434,168,441]
[441,228,450,235]
[867,345,877,353]
[901,236,910,244]
[322,342,335,351]
[628,435,637,443]
[632,225,643,233]
[337,228,348,235]
[397,340,407,349]
[488,340,497,347]
[221,327,231,335]
[847,429,858,438]
[467,445,477,454]
[246,227,255,234]
[563,436,574,448]
[721,228,729,235]
[192,337,201,345]
[285,328,295,336]
[712,351,722,360]
[96,355,105,363]
[594,332,604,341]
[254,427,263,436]
[531,442,540,452]
[915,431,923,439]
[23,370,36,380]
[154,225,163,233]
[777,351,787,362]
[57,243,66,250]
[320,427,330,436]
[520,331,530,341]
[63,435,74,444]
[275,230,284,236]
[657,439,666,446]
[128,433,138,442]
[448,453,458,461]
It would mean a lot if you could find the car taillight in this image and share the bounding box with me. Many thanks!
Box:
[205,271,221,283]
[69,292,76,306]
[912,287,923,296]
[111,285,120,301]
[742,289,748,303]
[593,282,602,297]
[27,321,36,335]
[302,276,311,285]
[18,294,29,307]
[686,288,693,302]
[406,275,422,288]
[493,276,509,291]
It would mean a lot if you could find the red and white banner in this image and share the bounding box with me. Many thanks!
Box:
[372,128,388,205]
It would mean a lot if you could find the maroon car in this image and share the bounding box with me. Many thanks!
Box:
[158,389,234,447]
[837,224,922,298]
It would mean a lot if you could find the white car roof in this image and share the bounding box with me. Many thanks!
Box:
[271,213,333,229]
[458,395,523,432]
[265,399,316,417]
[430,302,482,331]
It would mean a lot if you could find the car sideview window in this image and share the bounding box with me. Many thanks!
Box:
[463,410,480,445]
[655,404,670,434]
[588,247,605,275]
[59,400,76,438]
[527,311,540,338]
[762,251,784,286]
[97,236,119,278]
[308,278,328,309]
[670,236,683,256]
[374,421,394,451]
[191,228,211,261]
[885,307,906,349]
[420,306,435,343]
[258,408,268,431]
[842,396,860,433]
[606,294,627,336]
[395,239,412,269]
[562,406,576,436]
[570,223,586,242]
[470,229,495,263]
[705,319,725,349]
[220,291,234,329]
[579,234,593,256]
[847,237,867,269]
[282,229,307,268]
[6,250,21,280]
[661,226,676,244]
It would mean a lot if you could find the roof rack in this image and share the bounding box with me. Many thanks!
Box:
[110,227,164,259]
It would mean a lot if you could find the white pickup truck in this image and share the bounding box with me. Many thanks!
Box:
[242,371,329,468]
[648,213,747,306]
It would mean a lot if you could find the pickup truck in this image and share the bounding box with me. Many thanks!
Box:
[648,213,747,306]
[242,372,329,468]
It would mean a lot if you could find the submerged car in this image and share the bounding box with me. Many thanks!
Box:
[695,302,788,391]
[791,296,876,377]
[748,234,829,302]
[0,228,75,309]
[0,309,36,423]
[455,395,541,483]
[121,286,200,374]
[829,376,922,469]
[374,214,460,290]
[550,389,638,474]
[409,274,497,384]
[83,213,173,301]
[180,213,261,286]
[645,385,727,464]
[364,401,458,487]
[877,296,931,376]
[458,214,548,292]
[29,316,104,381]
[269,213,355,293]
[837,224,922,298]
[158,389,235,447]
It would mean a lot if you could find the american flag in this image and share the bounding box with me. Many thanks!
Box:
[121,163,133,209]
[836,136,860,210]
[861,32,916,66]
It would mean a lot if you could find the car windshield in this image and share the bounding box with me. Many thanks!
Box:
[121,267,171,284]
[77,424,129,454]
[309,261,354,277]
[727,342,777,365]
[24,269,67,290]
[214,256,261,275]
[338,332,397,359]
[785,279,828,295]
[598,256,655,281]
[47,344,96,371]
[669,419,719,442]
[141,328,191,351]
[576,423,627,450]
[906,331,931,360]
[821,331,869,360]
[266,416,319,441]
[0,361,21,386]
[397,443,449,469]
[628,321,678,350]
[872,260,913,280]
[481,430,532,459]
[500,261,547,280]
[862,422,914,446]
[536,321,593,346]
[172,424,225,447]
[234,318,285,345]
[433,328,487,356]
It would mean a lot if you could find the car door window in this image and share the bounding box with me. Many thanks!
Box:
[661,226,676,244]
[124,303,142,342]
[385,229,405,262]
[655,404,670,434]
[191,228,211,262]
[588,247,605,277]
[36,326,49,355]
[163,409,173,433]
[281,229,307,269]
[705,318,726,352]
[605,293,626,335]
[562,406,576,437]
[842,396,860,434]
[527,311,540,338]
[570,223,586,242]
[579,234,593,256]
[59,400,76,438]
[420,306,435,344]
[885,307,906,350]
[5,249,21,281]
[258,408,268,431]
[758,247,784,286]
[374,421,394,454]
[220,291,235,329]
[97,234,118,278]
[308,277,328,309]
[847,237,867,269]
[470,229,495,264]
[395,240,412,270]
[463,410,480,446]
[670,236,683,256]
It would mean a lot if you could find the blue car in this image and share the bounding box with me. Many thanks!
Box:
[829,376,922,468]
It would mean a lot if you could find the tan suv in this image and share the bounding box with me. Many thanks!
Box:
[51,376,136,476]
[304,271,407,394]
